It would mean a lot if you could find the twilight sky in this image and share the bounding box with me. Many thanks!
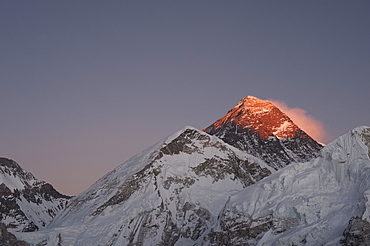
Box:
[1,1,369,195]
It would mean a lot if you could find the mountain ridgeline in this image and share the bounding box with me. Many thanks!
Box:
[0,158,70,234]
[1,95,369,246]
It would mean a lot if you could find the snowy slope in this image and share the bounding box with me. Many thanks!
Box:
[0,158,41,192]
[29,126,274,245]
[203,126,370,245]
[0,158,70,233]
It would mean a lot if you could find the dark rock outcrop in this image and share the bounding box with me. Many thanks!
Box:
[341,217,370,246]
[0,223,30,246]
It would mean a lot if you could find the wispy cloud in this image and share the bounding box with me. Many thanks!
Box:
[270,99,328,144]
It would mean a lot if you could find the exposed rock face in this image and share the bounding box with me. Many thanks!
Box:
[203,96,323,169]
[0,158,70,233]
[49,127,274,245]
[341,217,370,246]
[0,222,30,246]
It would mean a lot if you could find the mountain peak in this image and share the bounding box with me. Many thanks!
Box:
[205,96,300,141]
[203,95,323,168]
[234,96,277,118]
[239,95,273,106]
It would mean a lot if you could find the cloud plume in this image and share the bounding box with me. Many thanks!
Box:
[270,99,327,144]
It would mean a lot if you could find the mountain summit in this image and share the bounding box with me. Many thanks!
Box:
[203,96,323,169]
[204,96,300,140]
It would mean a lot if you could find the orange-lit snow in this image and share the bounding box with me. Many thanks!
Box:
[270,100,327,144]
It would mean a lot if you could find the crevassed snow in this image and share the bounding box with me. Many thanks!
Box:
[215,126,370,245]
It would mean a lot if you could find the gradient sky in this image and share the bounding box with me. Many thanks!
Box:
[1,1,369,195]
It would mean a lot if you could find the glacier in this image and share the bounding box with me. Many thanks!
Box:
[204,126,370,245]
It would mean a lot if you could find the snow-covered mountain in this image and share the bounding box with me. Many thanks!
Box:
[203,126,370,245]
[13,126,370,246]
[203,96,323,169]
[3,95,369,246]
[0,158,70,233]
[42,126,274,245]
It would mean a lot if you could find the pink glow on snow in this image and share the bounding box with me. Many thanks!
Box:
[270,100,328,144]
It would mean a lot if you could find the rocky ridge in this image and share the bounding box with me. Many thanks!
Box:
[0,158,70,233]
[341,217,370,246]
